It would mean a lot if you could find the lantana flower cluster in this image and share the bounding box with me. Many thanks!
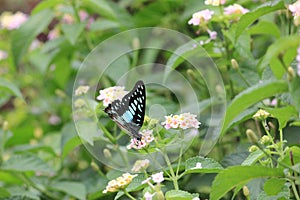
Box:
[252,109,271,120]
[289,0,300,26]
[103,173,137,193]
[75,85,90,96]
[131,159,150,172]
[188,2,249,42]
[97,86,128,107]
[205,0,226,6]
[0,11,28,30]
[127,129,154,150]
[162,113,201,130]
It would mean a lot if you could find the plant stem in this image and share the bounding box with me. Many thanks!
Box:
[71,0,93,51]
[176,130,184,177]
[237,69,251,87]
[123,189,136,200]
[163,151,179,190]
[291,180,300,200]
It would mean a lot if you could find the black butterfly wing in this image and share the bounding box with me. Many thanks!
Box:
[104,80,146,139]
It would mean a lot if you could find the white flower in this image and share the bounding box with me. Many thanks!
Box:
[142,177,151,185]
[74,99,86,108]
[151,172,164,183]
[205,0,226,6]
[75,85,90,96]
[97,86,127,107]
[131,159,150,172]
[144,191,155,200]
[192,162,202,169]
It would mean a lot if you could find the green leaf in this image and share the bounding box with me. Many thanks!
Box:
[185,156,223,174]
[82,0,116,20]
[247,20,281,38]
[28,49,53,74]
[290,77,300,112]
[31,0,64,14]
[89,19,119,31]
[53,58,71,88]
[226,107,258,132]
[258,182,290,200]
[242,150,264,166]
[264,106,298,129]
[211,166,285,200]
[0,171,23,184]
[165,190,195,200]
[235,0,284,41]
[1,154,54,174]
[61,22,86,45]
[11,9,54,66]
[0,78,23,99]
[257,35,300,78]
[7,187,40,200]
[126,174,146,192]
[50,181,86,200]
[61,123,82,159]
[76,120,101,146]
[220,80,289,137]
[0,187,10,198]
[263,178,286,196]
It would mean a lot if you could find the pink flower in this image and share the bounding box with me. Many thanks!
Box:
[188,9,214,26]
[297,45,300,76]
[289,0,300,18]
[127,130,154,150]
[208,29,217,40]
[48,28,60,40]
[205,0,226,6]
[0,50,8,60]
[62,13,74,24]
[0,11,27,30]
[162,113,201,130]
[151,172,164,183]
[79,11,89,21]
[224,4,249,15]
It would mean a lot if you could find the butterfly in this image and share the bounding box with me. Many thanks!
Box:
[104,80,146,140]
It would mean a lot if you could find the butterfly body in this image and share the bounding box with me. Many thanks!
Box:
[104,80,146,140]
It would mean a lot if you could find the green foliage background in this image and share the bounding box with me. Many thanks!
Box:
[0,0,300,199]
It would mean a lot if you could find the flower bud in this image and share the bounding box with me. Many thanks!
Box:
[246,129,258,143]
[103,148,112,158]
[2,120,8,131]
[132,37,140,50]
[260,135,272,144]
[91,161,100,171]
[249,145,258,152]
[231,58,239,70]
[288,66,295,81]
[243,186,250,196]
